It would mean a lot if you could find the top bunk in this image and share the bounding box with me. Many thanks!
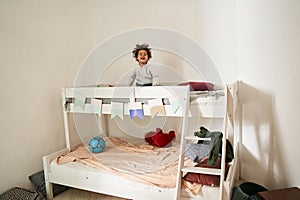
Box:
[62,84,227,118]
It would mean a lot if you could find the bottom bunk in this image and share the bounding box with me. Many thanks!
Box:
[43,136,239,200]
[43,83,240,199]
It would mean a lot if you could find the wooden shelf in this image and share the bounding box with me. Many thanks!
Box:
[181,166,221,176]
[184,136,211,141]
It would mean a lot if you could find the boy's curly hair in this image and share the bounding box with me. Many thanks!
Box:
[132,43,152,62]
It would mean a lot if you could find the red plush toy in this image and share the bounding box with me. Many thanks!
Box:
[145,128,176,147]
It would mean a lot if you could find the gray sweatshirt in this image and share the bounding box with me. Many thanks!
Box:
[129,64,159,86]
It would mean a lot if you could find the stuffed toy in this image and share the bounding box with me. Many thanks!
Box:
[145,128,176,147]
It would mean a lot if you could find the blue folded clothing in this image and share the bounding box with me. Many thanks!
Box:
[185,143,210,163]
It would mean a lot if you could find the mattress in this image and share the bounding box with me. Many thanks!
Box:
[50,157,220,200]
[49,137,221,199]
[55,137,186,188]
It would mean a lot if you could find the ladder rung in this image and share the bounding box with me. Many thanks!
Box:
[184,136,211,141]
[182,166,222,176]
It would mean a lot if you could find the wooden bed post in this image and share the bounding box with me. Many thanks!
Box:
[175,85,190,200]
[43,156,54,199]
[234,81,241,181]
[101,114,109,136]
[223,82,240,200]
[61,88,71,150]
[219,85,230,200]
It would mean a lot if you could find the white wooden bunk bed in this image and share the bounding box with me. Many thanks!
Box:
[43,82,239,200]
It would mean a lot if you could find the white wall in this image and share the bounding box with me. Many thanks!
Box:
[0,0,95,192]
[0,0,236,193]
[237,0,300,188]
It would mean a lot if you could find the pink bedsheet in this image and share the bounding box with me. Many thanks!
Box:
[57,137,192,188]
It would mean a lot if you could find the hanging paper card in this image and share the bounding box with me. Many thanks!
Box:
[128,102,144,119]
[74,93,86,110]
[111,102,124,119]
[169,97,181,113]
[90,98,102,115]
[148,98,165,117]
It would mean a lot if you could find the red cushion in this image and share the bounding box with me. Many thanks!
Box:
[178,82,214,91]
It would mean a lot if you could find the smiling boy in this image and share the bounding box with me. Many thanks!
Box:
[129,44,159,86]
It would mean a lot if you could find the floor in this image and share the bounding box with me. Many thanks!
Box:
[54,188,128,200]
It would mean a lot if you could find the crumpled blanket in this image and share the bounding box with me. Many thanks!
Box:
[182,179,203,195]
[57,137,193,188]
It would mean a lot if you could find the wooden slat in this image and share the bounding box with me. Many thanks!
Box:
[67,103,225,118]
[181,166,222,176]
[65,87,134,99]
[68,104,185,117]
[184,136,211,141]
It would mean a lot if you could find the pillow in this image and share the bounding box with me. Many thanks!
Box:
[178,82,214,91]
[0,187,45,200]
[183,157,229,187]
[28,171,69,197]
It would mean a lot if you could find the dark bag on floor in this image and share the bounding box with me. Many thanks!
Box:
[231,182,268,200]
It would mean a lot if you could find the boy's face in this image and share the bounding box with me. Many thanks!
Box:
[137,50,149,65]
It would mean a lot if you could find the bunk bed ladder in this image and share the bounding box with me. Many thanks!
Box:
[219,85,234,200]
[176,85,231,200]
